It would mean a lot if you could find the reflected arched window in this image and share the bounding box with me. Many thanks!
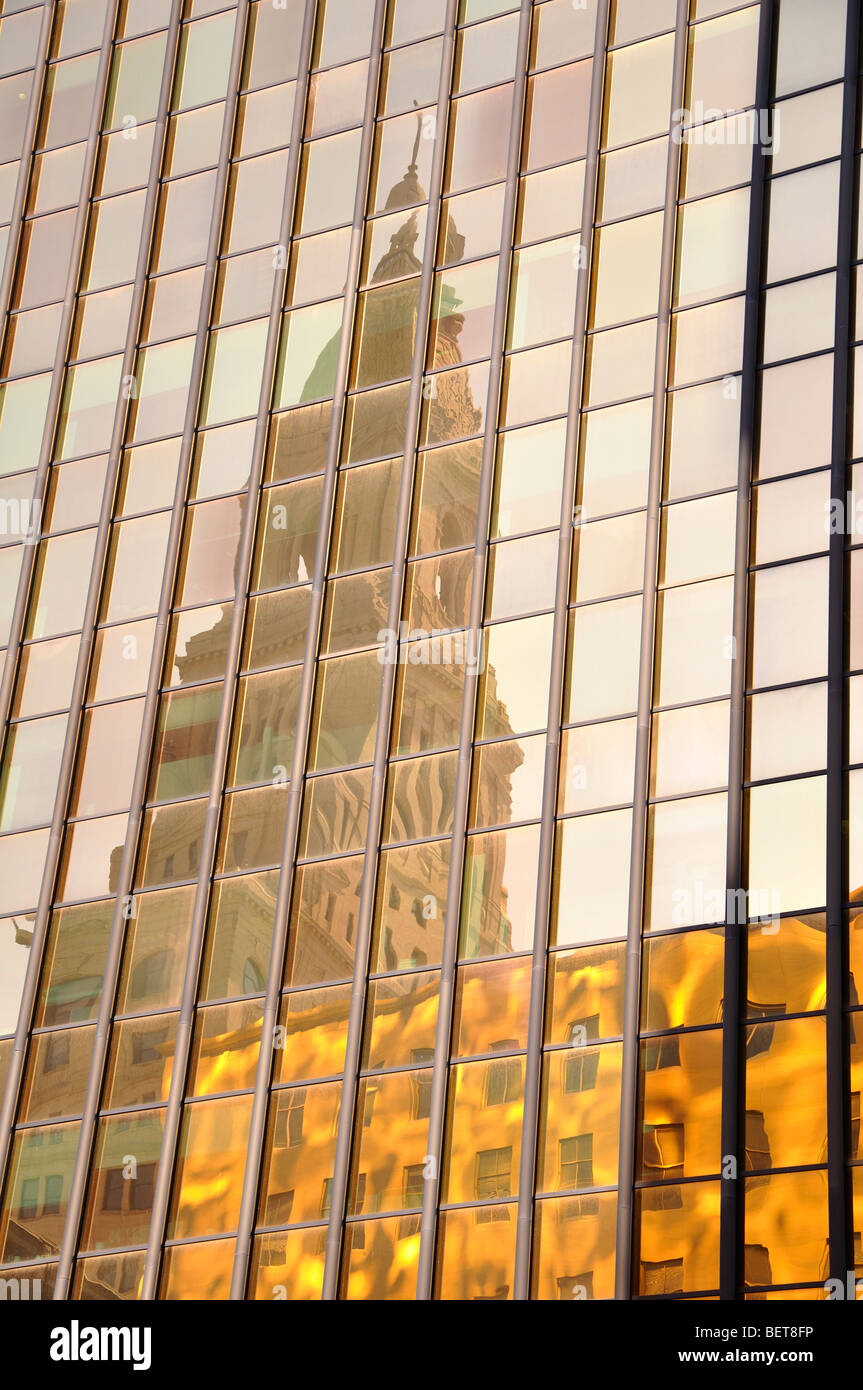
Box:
[243,956,266,994]
[130,949,172,1002]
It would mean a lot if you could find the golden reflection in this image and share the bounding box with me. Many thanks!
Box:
[160,1237,235,1300]
[167,1095,252,1240]
[275,984,352,1084]
[745,1016,826,1170]
[343,1215,421,1299]
[453,956,531,1057]
[539,1044,622,1192]
[322,570,389,654]
[638,1030,722,1181]
[187,1002,263,1097]
[546,943,626,1043]
[443,1057,524,1205]
[0,1259,55,1299]
[853,1167,863,1276]
[641,929,724,1032]
[250,1228,326,1300]
[361,971,439,1070]
[850,1032,863,1164]
[848,909,863,1006]
[635,1179,720,1295]
[747,915,826,1017]
[258,1081,341,1228]
[744,1170,828,1288]
[349,1071,431,1215]
[435,1203,517,1300]
[532,1192,617,1299]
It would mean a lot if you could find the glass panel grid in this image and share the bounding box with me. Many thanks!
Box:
[0,0,857,1305]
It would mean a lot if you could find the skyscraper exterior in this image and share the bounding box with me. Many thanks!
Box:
[0,0,858,1302]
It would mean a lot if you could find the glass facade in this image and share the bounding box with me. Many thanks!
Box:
[0,0,858,1303]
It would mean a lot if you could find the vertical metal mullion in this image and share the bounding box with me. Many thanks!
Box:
[0,1,52,350]
[318,0,460,1304]
[719,0,775,1303]
[412,0,534,1305]
[826,0,859,1293]
[511,0,611,1304]
[0,0,121,1207]
[228,0,389,1302]
[45,0,186,1302]
[93,0,254,1303]
[613,0,689,1303]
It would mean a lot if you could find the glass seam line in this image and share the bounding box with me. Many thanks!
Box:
[510,0,612,1304]
[825,0,859,1290]
[613,0,689,1304]
[128,0,258,1303]
[0,2,51,358]
[717,0,772,1301]
[413,0,534,1305]
[0,0,118,746]
[719,0,775,1303]
[0,0,121,1220]
[45,0,188,1303]
[318,0,460,1305]
[226,0,389,1302]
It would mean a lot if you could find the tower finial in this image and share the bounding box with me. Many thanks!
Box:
[410,99,422,173]
[383,99,427,211]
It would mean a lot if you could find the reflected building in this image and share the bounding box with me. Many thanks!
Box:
[0,0,860,1306]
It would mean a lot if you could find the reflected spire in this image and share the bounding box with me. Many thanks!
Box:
[384,104,426,212]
